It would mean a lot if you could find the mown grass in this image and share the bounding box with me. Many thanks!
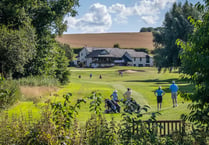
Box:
[4,66,193,125]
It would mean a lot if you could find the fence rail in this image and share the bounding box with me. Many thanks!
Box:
[133,120,185,136]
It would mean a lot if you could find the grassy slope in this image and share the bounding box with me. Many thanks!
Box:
[5,67,192,125]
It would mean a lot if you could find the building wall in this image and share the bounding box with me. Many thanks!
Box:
[86,58,92,67]
[128,56,153,67]
[132,57,146,67]
[79,48,89,63]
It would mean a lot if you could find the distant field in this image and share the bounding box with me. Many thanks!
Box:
[5,67,193,126]
[56,32,154,50]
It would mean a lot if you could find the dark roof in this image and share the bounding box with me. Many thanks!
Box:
[125,51,147,58]
[85,47,140,58]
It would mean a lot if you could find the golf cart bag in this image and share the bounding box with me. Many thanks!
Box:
[123,98,140,113]
[105,99,120,113]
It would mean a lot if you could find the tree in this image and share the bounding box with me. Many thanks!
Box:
[140,27,161,32]
[0,25,36,78]
[177,1,209,128]
[153,1,200,70]
[113,43,120,48]
[59,43,74,61]
[0,0,79,83]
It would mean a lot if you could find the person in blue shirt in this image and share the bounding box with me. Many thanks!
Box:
[170,81,179,107]
[154,86,165,111]
[110,90,119,102]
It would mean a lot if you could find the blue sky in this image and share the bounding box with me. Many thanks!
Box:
[64,0,200,34]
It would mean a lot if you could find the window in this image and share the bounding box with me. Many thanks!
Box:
[146,55,150,63]
[140,57,142,61]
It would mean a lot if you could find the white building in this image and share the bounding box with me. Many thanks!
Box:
[77,47,153,67]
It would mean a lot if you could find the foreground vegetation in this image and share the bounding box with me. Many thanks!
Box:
[1,67,204,144]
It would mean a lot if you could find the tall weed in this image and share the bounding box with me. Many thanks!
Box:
[15,75,60,86]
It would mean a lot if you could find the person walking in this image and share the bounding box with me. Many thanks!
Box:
[170,81,179,107]
[154,86,165,111]
[99,74,102,79]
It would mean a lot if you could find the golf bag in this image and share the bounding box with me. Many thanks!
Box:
[105,99,120,113]
[123,98,140,113]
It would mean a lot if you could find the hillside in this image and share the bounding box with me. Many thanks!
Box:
[56,32,154,50]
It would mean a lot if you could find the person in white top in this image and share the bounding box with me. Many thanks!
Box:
[123,88,132,100]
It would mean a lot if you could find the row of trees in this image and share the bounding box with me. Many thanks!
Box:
[0,0,76,83]
[153,1,200,69]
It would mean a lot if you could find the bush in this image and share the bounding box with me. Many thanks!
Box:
[0,76,21,109]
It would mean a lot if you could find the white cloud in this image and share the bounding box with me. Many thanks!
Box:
[109,3,133,24]
[154,0,176,9]
[65,0,177,33]
[108,0,177,24]
[66,3,112,33]
[141,15,159,24]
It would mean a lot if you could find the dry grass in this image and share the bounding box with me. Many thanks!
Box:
[20,86,58,104]
[20,86,58,98]
[56,32,154,50]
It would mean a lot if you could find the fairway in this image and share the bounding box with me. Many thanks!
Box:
[63,67,191,123]
[5,67,192,125]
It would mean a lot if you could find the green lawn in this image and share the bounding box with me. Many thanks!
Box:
[5,66,193,125]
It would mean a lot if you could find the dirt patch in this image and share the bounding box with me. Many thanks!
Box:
[118,69,145,73]
[20,86,58,98]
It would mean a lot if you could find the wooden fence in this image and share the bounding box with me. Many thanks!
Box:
[133,120,185,136]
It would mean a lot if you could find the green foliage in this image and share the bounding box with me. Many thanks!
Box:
[118,100,156,144]
[177,1,209,144]
[0,0,79,83]
[0,76,21,109]
[88,91,103,115]
[134,48,149,53]
[0,91,206,144]
[153,1,200,69]
[15,75,60,86]
[82,114,118,145]
[140,27,161,32]
[177,1,209,125]
[51,93,86,131]
[113,43,120,48]
[0,25,36,77]
[59,43,74,61]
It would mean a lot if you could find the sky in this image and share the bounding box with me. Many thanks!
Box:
[64,0,200,34]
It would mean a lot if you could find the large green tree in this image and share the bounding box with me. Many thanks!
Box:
[0,0,78,83]
[153,1,200,70]
[178,1,209,128]
[0,24,36,77]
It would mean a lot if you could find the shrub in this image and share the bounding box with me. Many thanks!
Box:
[0,76,21,109]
